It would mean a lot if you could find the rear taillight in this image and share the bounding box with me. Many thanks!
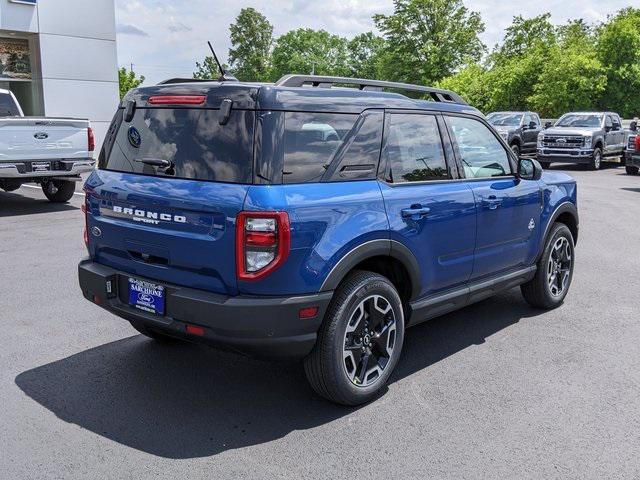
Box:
[635,135,640,151]
[82,191,89,248]
[236,212,290,281]
[88,127,95,152]
[148,95,206,105]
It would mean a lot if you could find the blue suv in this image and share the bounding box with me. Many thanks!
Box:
[78,75,578,405]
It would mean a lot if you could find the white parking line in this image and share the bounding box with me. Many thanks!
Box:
[20,184,85,196]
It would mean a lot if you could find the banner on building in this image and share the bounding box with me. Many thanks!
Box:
[0,38,31,80]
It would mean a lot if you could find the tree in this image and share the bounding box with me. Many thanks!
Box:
[270,28,350,81]
[118,67,145,99]
[193,56,231,80]
[228,7,273,81]
[373,0,485,86]
[346,32,385,79]
[490,14,555,64]
[438,64,494,112]
[596,8,640,117]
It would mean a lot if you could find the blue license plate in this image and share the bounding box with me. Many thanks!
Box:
[128,278,165,315]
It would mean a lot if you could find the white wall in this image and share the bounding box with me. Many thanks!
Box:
[0,0,38,33]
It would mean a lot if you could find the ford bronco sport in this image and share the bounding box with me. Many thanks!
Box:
[78,75,579,406]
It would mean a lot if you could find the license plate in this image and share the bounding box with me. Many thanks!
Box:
[128,278,165,315]
[32,161,51,172]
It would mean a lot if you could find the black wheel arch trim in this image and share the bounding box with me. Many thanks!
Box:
[320,239,422,300]
[537,201,579,261]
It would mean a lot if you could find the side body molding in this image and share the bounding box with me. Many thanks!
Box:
[320,239,422,301]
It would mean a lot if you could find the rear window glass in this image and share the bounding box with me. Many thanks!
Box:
[0,93,20,116]
[283,112,358,183]
[99,108,254,183]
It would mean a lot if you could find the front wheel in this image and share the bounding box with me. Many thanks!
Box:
[589,148,602,170]
[626,165,639,175]
[304,271,405,406]
[510,144,520,158]
[42,180,76,203]
[521,223,575,309]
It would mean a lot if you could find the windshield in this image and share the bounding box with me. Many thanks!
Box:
[556,114,602,128]
[487,113,522,127]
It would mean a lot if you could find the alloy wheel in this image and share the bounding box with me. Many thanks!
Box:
[342,295,397,387]
[547,237,572,297]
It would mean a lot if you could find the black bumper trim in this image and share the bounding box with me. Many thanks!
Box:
[78,259,333,359]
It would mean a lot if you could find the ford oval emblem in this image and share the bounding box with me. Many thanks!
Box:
[128,126,141,148]
[34,132,49,140]
[91,226,102,237]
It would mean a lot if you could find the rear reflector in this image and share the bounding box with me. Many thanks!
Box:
[148,95,206,105]
[299,307,319,319]
[186,324,205,336]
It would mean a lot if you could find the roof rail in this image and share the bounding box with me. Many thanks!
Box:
[275,75,467,105]
[158,74,238,85]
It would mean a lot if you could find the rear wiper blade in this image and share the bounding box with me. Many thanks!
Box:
[134,158,172,168]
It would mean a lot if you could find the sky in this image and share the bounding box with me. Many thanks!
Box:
[115,0,634,85]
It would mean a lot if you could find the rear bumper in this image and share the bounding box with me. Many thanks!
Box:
[0,158,95,179]
[537,149,594,164]
[78,259,332,360]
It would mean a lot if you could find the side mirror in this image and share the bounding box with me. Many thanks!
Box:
[605,125,612,133]
[631,121,638,132]
[544,121,552,129]
[529,121,537,130]
[518,158,543,181]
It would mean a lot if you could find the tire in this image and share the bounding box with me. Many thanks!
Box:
[304,270,405,406]
[626,165,639,175]
[540,162,551,169]
[521,223,575,309]
[42,180,76,203]
[588,147,602,170]
[510,143,520,158]
[129,321,183,343]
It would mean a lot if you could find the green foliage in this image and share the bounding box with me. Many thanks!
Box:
[490,14,555,64]
[596,8,640,117]
[118,67,145,99]
[228,7,273,81]
[437,64,493,111]
[193,57,231,80]
[347,32,385,79]
[270,28,350,80]
[373,0,485,85]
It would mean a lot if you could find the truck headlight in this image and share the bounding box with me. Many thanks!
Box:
[583,136,592,148]
[537,134,544,148]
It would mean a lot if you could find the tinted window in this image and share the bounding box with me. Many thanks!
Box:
[556,114,602,128]
[523,114,532,126]
[0,93,20,116]
[532,114,541,126]
[605,115,613,128]
[283,112,358,183]
[99,108,254,183]
[447,116,512,178]
[385,114,449,183]
[487,113,522,127]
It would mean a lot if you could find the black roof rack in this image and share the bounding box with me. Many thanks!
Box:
[275,75,467,105]
[158,74,238,85]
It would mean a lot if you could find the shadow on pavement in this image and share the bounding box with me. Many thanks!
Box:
[16,290,539,459]
[620,187,640,193]
[0,190,77,217]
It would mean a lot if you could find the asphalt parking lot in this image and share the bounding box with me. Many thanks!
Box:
[1,165,639,479]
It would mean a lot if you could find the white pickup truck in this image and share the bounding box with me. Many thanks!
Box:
[0,88,95,202]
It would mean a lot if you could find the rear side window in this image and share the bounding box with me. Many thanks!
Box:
[385,113,449,183]
[283,112,358,183]
[0,93,20,116]
[99,108,254,183]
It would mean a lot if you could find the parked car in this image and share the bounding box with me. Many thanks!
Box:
[538,112,628,170]
[625,126,639,175]
[0,88,95,202]
[487,111,542,157]
[78,75,579,406]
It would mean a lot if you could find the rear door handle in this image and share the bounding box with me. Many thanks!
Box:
[401,205,431,218]
[482,195,502,210]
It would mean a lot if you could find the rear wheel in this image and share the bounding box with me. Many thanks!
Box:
[41,180,76,203]
[589,147,602,171]
[521,223,575,309]
[510,143,520,158]
[304,271,405,406]
[626,165,639,175]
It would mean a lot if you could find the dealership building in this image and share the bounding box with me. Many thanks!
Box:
[0,0,118,151]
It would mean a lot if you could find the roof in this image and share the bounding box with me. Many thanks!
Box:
[122,77,479,116]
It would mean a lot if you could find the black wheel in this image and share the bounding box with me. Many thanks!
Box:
[510,144,520,158]
[304,271,405,406]
[129,321,183,343]
[42,180,76,203]
[589,147,602,170]
[540,161,551,169]
[521,223,575,309]
[626,165,639,175]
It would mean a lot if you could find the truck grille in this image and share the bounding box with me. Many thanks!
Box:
[541,135,584,148]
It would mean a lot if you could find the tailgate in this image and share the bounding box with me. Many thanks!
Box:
[85,170,248,296]
[0,117,90,162]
